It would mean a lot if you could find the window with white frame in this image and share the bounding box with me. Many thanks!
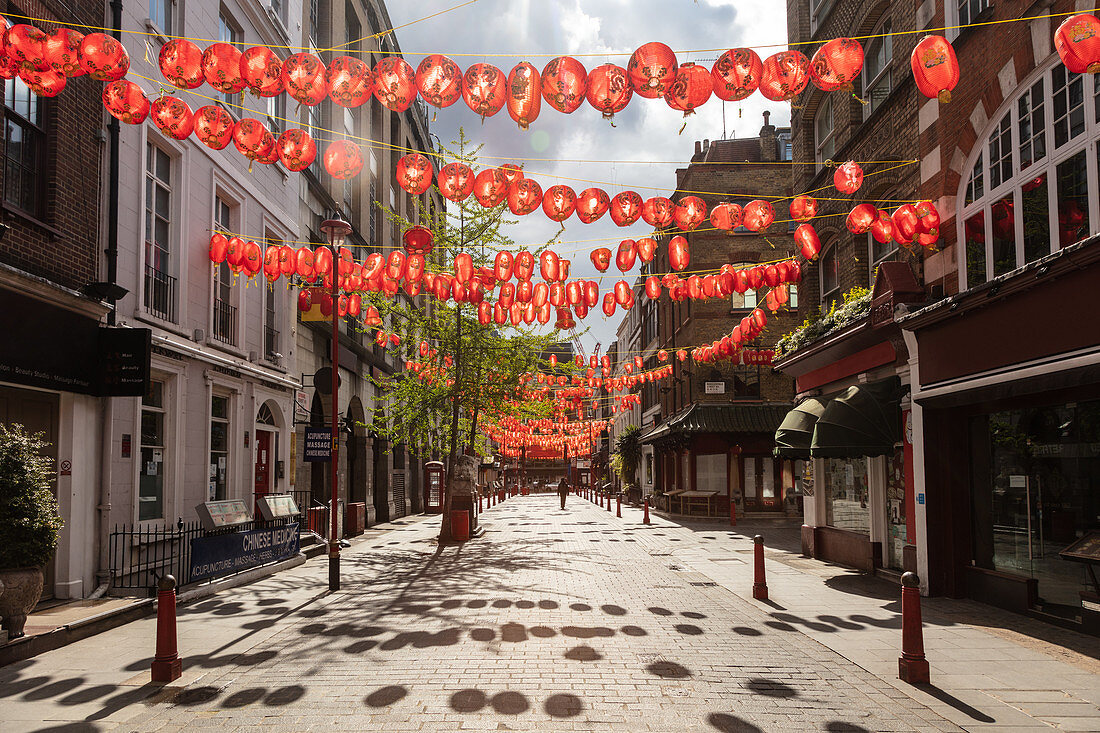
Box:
[212,196,236,345]
[778,131,792,161]
[144,144,175,322]
[947,0,990,41]
[266,93,285,135]
[149,0,173,35]
[264,232,281,364]
[789,284,799,308]
[820,242,840,311]
[809,0,835,36]
[862,17,892,117]
[815,98,835,166]
[140,379,168,521]
[209,393,231,501]
[731,288,757,310]
[959,58,1100,290]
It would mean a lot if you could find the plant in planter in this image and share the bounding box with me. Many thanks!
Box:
[0,423,63,639]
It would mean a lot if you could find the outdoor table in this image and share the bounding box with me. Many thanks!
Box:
[678,490,719,516]
[663,489,686,513]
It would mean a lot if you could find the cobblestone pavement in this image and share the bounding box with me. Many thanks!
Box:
[1,494,1090,732]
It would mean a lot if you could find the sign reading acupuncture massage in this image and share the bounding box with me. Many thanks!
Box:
[189,523,300,582]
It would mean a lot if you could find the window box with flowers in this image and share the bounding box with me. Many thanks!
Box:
[774,286,872,359]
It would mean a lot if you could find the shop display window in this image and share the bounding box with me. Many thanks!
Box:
[824,457,870,534]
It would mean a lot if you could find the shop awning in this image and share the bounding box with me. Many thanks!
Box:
[773,397,828,459]
[639,403,790,445]
[810,377,902,458]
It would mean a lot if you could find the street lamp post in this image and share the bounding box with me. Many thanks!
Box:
[320,213,353,592]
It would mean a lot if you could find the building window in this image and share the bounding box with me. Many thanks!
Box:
[140,380,167,521]
[218,14,241,109]
[732,365,761,399]
[869,220,898,281]
[824,457,870,534]
[266,93,285,135]
[149,0,173,35]
[265,234,281,364]
[788,284,798,308]
[145,144,176,322]
[959,58,1100,289]
[948,0,990,41]
[820,243,839,311]
[777,131,792,161]
[809,0,835,35]
[815,98,835,165]
[212,196,236,344]
[209,394,230,501]
[4,76,45,217]
[731,288,757,310]
[862,17,891,117]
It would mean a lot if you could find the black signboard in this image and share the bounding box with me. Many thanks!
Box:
[0,287,99,394]
[99,327,151,396]
[304,427,332,462]
[189,522,299,582]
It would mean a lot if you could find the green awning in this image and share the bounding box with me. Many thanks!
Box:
[639,403,790,446]
[773,398,828,458]
[810,377,902,459]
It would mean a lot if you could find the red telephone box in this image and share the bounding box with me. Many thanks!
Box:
[424,461,445,514]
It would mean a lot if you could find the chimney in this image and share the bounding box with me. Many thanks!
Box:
[695,140,702,155]
[759,110,777,162]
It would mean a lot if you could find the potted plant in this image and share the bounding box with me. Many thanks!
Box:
[0,423,63,639]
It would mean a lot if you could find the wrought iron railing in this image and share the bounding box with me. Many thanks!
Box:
[213,298,237,345]
[144,265,176,322]
[264,325,280,363]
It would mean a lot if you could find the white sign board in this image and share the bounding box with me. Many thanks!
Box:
[704,381,726,394]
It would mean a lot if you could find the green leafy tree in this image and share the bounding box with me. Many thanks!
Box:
[613,425,642,492]
[0,423,63,569]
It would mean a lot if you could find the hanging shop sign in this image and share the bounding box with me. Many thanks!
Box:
[189,522,300,582]
[304,427,332,462]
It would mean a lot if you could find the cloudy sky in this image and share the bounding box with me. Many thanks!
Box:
[386,0,790,359]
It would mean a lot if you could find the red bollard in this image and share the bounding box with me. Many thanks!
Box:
[643,498,651,525]
[898,572,930,684]
[151,575,182,682]
[616,494,621,518]
[478,495,483,512]
[752,535,768,601]
[606,492,612,512]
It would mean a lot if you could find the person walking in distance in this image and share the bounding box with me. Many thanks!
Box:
[557,476,569,510]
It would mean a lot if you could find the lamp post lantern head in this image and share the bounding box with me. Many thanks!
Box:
[320,213,353,248]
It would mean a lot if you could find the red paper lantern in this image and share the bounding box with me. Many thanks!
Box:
[759,50,810,102]
[610,191,643,226]
[506,61,541,130]
[508,178,543,216]
[542,185,577,222]
[590,247,611,272]
[298,289,312,312]
[159,39,203,89]
[202,43,245,94]
[454,252,474,284]
[416,53,461,107]
[324,140,363,180]
[539,250,560,282]
[473,168,508,207]
[669,235,690,271]
[892,204,920,243]
[615,239,637,273]
[152,97,195,140]
[866,210,892,244]
[541,56,587,114]
[1056,14,1100,74]
[741,200,775,232]
[636,237,657,263]
[396,152,434,195]
[403,225,434,254]
[78,32,129,81]
[711,48,762,102]
[5,24,47,74]
[602,292,617,317]
[672,195,707,231]
[915,200,941,236]
[789,196,818,222]
[575,187,610,223]
[795,224,821,260]
[232,118,274,161]
[462,62,506,119]
[242,241,263,277]
[810,37,864,92]
[326,55,372,108]
[277,128,317,171]
[209,233,229,264]
[586,63,632,120]
[641,196,674,227]
[438,162,475,202]
[665,62,712,116]
[373,57,417,112]
[709,202,742,230]
[44,28,85,77]
[194,105,235,150]
[846,203,877,234]
[499,163,524,184]
[280,53,327,107]
[910,35,959,103]
[102,80,149,124]
[834,161,864,194]
[515,250,535,280]
[628,42,677,99]
[240,46,283,97]
[18,65,65,97]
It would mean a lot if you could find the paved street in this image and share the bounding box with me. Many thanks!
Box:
[2,495,1098,732]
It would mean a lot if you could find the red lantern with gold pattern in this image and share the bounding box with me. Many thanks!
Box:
[910,35,959,103]
[202,43,244,94]
[508,178,543,216]
[542,185,577,222]
[325,55,372,108]
[846,203,877,234]
[636,237,657,263]
[669,235,690,271]
[151,97,194,140]
[194,105,235,149]
[473,168,508,207]
[741,200,775,232]
[665,62,712,116]
[416,53,461,107]
[281,53,327,106]
[277,128,317,171]
[759,50,810,102]
[18,65,65,97]
[103,80,149,124]
[834,161,863,194]
[78,32,129,81]
[324,140,363,180]
[789,195,818,222]
[915,200,941,235]
[1056,14,1100,74]
[463,62,506,119]
[641,196,674,227]
[45,29,84,77]
[541,56,587,114]
[672,195,707,231]
[499,163,523,185]
[610,191,642,226]
[539,250,560,282]
[209,233,229,264]
[403,225,434,255]
[240,46,283,97]
[505,61,541,130]
[709,202,742,230]
[6,24,47,74]
[871,209,894,244]
[232,118,274,162]
[575,187,609,224]
[615,239,637,273]
[590,247,611,272]
[158,39,203,89]
[586,63,632,120]
[892,204,920,243]
[396,152,434,195]
[628,42,677,99]
[711,48,762,102]
[373,57,417,112]
[438,162,475,202]
[810,37,864,92]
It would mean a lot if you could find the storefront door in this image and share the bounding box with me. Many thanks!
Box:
[254,429,272,511]
[743,456,780,511]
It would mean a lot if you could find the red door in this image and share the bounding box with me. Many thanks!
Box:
[255,430,272,512]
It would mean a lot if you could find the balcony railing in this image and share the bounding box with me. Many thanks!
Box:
[144,265,177,323]
[264,325,280,364]
[212,298,237,345]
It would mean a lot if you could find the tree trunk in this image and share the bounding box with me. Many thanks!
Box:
[439,303,461,542]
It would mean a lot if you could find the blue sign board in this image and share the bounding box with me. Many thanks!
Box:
[189,523,299,582]
[304,427,332,462]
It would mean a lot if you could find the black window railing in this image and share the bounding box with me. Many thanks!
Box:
[212,298,237,345]
[264,325,280,364]
[144,265,177,323]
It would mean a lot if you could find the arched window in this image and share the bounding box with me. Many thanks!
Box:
[257,402,276,426]
[958,60,1098,290]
